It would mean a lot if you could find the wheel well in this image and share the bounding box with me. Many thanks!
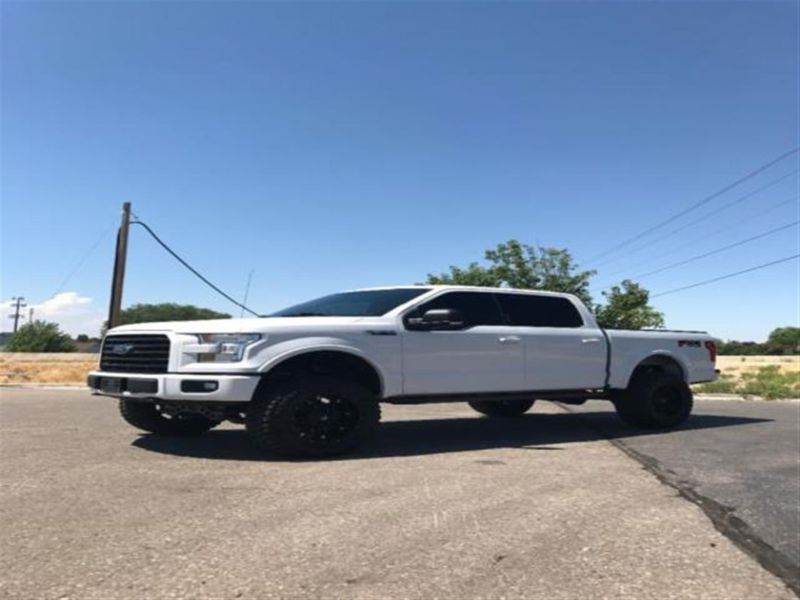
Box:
[631,355,686,383]
[256,351,383,397]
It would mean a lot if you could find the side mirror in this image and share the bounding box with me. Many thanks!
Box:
[407,308,465,330]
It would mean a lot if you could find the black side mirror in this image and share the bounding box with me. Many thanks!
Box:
[407,308,465,330]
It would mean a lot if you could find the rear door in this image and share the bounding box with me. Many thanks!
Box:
[400,291,525,395]
[494,293,607,390]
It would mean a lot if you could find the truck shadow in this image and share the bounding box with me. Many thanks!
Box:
[131,409,772,462]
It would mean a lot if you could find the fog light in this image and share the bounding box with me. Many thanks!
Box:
[181,380,219,393]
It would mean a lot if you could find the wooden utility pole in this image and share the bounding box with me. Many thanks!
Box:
[107,202,132,329]
[9,297,26,332]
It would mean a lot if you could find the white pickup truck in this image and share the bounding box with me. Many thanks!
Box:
[89,286,718,457]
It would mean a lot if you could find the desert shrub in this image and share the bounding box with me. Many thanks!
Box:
[693,373,738,395]
[5,321,75,352]
[694,366,800,399]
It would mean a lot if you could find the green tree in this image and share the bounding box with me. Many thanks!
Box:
[75,334,90,342]
[427,240,596,305]
[6,321,76,352]
[717,340,761,355]
[764,327,800,355]
[117,303,232,326]
[716,328,799,355]
[426,262,506,287]
[594,280,665,330]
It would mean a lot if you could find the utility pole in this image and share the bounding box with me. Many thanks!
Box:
[107,202,132,329]
[9,297,26,332]
[28,307,34,324]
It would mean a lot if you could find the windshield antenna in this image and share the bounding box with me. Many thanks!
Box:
[241,269,254,318]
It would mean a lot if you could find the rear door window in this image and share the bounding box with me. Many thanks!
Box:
[496,293,584,328]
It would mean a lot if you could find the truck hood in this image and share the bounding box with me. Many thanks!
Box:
[106,316,381,335]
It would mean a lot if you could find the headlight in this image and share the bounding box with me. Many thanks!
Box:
[186,333,261,363]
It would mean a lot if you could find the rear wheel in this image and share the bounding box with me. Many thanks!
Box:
[613,371,693,428]
[246,376,381,458]
[469,398,534,418]
[119,399,219,436]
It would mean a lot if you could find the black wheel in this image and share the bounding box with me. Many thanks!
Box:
[468,398,534,418]
[119,399,220,436]
[611,392,640,426]
[613,371,693,429]
[246,376,381,458]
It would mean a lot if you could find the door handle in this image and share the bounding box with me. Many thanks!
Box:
[581,338,602,344]
[498,336,521,344]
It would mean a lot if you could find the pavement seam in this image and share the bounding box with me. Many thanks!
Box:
[557,402,800,598]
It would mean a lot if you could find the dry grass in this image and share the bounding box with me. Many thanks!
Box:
[695,356,800,399]
[0,355,98,385]
[715,355,799,381]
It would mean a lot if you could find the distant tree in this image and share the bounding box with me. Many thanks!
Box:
[6,321,75,352]
[716,328,799,355]
[75,334,90,342]
[117,303,232,326]
[764,327,800,355]
[594,280,665,330]
[717,340,762,355]
[427,240,596,305]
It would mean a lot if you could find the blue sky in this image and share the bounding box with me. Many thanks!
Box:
[2,1,798,340]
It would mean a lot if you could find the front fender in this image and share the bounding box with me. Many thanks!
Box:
[252,336,399,397]
[255,337,374,372]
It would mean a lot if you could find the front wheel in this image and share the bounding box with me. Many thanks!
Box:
[613,371,693,429]
[246,376,381,458]
[469,398,534,418]
[119,399,220,436]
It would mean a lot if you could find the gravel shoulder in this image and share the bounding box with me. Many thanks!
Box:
[0,389,795,599]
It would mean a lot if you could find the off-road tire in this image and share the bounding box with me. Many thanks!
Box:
[246,376,381,458]
[613,371,693,429]
[119,399,220,436]
[468,398,535,418]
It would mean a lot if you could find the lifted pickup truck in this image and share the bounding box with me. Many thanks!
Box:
[89,286,718,457]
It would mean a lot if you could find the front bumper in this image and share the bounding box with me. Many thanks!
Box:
[87,371,260,403]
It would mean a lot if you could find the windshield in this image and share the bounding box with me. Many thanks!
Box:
[271,288,430,317]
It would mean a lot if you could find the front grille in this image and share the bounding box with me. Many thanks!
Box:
[100,334,170,373]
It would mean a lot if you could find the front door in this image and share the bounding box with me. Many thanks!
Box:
[400,291,525,395]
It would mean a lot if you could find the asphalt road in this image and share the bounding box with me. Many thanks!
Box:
[564,398,800,580]
[1,388,796,600]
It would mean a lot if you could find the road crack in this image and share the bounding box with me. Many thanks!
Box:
[559,403,800,598]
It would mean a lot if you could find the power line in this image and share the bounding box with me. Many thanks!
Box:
[131,219,260,317]
[591,169,800,269]
[52,224,115,297]
[628,220,800,281]
[651,254,800,298]
[597,193,800,283]
[584,148,800,265]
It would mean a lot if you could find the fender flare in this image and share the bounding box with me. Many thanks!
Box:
[624,351,689,387]
[255,339,387,396]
